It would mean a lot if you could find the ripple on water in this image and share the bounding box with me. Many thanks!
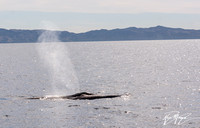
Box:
[0,98,7,100]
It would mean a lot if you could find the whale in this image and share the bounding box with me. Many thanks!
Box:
[26,92,121,100]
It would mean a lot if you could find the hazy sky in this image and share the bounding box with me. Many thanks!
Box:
[0,0,200,32]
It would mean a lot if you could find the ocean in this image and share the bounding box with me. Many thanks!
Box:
[0,40,200,128]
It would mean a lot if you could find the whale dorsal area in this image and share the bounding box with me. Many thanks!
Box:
[26,92,121,100]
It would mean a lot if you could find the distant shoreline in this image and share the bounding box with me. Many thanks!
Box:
[1,26,200,43]
[1,38,200,44]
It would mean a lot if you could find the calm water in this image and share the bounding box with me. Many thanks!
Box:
[0,40,200,128]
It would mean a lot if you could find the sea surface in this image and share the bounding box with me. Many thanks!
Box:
[0,40,200,128]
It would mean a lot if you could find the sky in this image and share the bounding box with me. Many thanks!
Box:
[0,0,200,32]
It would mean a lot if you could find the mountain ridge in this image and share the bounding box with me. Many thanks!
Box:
[0,26,200,43]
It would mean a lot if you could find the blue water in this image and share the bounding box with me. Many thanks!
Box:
[0,40,200,128]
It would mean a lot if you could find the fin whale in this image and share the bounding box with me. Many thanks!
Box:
[27,92,121,100]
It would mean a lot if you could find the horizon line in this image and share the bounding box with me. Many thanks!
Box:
[1,25,200,34]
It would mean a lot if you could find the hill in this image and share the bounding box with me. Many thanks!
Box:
[1,26,200,43]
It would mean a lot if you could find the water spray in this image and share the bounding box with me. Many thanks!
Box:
[37,21,79,95]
